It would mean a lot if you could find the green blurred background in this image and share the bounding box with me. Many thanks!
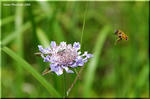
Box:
[1,1,149,98]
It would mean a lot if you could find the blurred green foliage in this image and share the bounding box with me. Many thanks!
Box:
[1,1,149,98]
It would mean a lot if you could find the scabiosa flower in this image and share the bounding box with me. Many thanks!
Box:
[38,41,93,76]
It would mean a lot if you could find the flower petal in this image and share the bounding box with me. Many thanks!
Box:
[75,56,84,66]
[67,44,72,49]
[86,54,93,58]
[41,55,51,62]
[38,45,51,54]
[83,58,88,63]
[78,51,81,55]
[73,42,80,50]
[78,61,84,66]
[62,66,74,73]
[70,62,78,68]
[83,51,88,56]
[60,41,66,47]
[55,66,63,76]
[50,64,63,76]
[82,51,93,58]
[51,41,56,48]
[67,70,74,73]
[50,63,58,72]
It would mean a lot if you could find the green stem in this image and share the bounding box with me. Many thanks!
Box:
[63,73,66,98]
[80,3,88,49]
[67,3,89,96]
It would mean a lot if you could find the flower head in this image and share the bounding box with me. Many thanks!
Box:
[38,41,93,76]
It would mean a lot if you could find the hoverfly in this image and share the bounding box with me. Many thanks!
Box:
[114,29,128,45]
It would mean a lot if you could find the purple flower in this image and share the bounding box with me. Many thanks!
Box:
[38,41,93,76]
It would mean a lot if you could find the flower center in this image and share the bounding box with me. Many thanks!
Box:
[54,48,78,65]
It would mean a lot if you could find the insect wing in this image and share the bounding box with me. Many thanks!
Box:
[57,49,65,53]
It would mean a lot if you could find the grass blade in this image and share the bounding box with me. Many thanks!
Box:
[36,28,50,48]
[37,1,52,17]
[0,9,42,27]
[53,21,66,42]
[0,16,14,27]
[1,14,46,46]
[14,4,24,97]
[83,26,111,97]
[2,47,61,97]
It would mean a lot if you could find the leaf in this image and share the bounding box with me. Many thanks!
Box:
[2,47,61,97]
[1,14,46,46]
[36,28,50,48]
[83,26,111,97]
